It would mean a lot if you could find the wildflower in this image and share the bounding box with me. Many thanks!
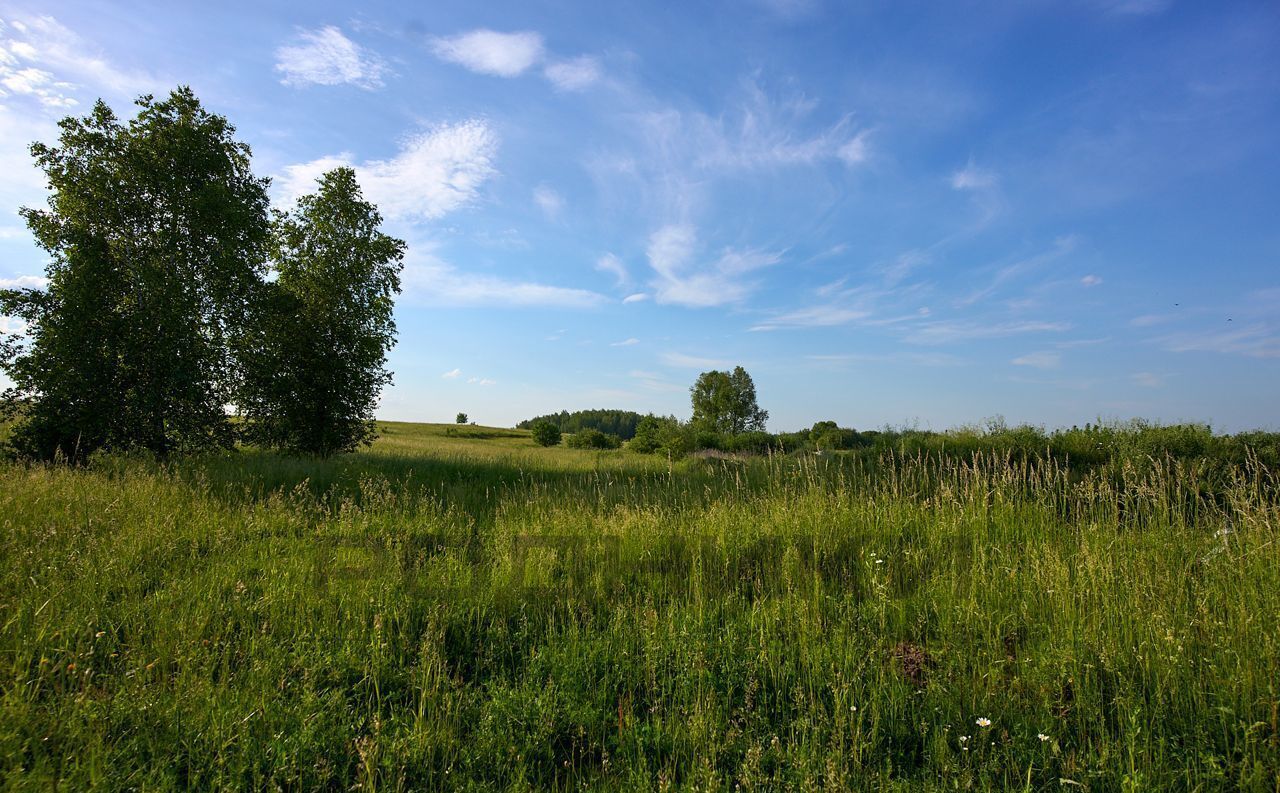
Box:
[958,735,969,744]
[1038,733,1050,742]
[976,717,991,728]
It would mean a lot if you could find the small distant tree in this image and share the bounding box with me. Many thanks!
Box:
[690,366,768,435]
[531,420,561,447]
[456,412,468,424]
[238,167,404,456]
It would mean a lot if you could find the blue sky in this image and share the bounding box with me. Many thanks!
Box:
[1,0,1277,431]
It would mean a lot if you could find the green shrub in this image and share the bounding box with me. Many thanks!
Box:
[530,421,562,447]
[565,428,622,449]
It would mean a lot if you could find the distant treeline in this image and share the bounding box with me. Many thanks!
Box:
[780,419,1279,466]
[516,409,1280,470]
[602,414,1280,471]
[517,410,648,440]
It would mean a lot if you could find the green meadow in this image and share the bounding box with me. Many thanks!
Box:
[1,421,1277,790]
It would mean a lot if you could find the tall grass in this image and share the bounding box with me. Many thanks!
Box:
[1,423,1277,790]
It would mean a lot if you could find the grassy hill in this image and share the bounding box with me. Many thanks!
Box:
[1,421,1277,789]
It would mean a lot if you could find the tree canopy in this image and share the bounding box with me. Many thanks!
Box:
[237,167,404,457]
[0,89,405,461]
[0,88,271,460]
[530,421,562,447]
[690,366,768,435]
[517,409,645,440]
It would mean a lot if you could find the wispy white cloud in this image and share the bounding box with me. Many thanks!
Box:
[957,235,1078,307]
[905,320,1071,345]
[400,241,608,309]
[532,184,563,220]
[1011,351,1061,369]
[442,368,461,379]
[623,293,648,304]
[430,30,544,77]
[0,15,160,99]
[595,253,629,286]
[660,351,736,369]
[751,267,930,331]
[1054,337,1109,349]
[1080,274,1103,287]
[429,29,605,92]
[691,93,870,171]
[751,304,871,331]
[275,26,386,89]
[950,160,996,191]
[805,351,965,367]
[617,80,871,192]
[466,376,497,386]
[836,130,871,166]
[629,369,685,392]
[1096,0,1171,15]
[610,337,639,347]
[1156,324,1279,359]
[646,224,782,307]
[276,120,498,221]
[544,56,601,91]
[0,64,75,109]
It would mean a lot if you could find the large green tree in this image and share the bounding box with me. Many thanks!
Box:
[0,88,270,460]
[238,167,405,457]
[690,366,768,434]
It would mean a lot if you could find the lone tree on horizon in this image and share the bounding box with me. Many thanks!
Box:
[690,366,768,435]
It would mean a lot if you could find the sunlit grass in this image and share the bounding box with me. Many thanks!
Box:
[1,422,1277,790]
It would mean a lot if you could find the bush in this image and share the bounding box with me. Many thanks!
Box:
[628,417,664,453]
[724,431,778,454]
[566,428,622,449]
[530,421,562,447]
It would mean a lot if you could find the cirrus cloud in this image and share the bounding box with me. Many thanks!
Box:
[646,224,783,307]
[275,26,386,89]
[430,30,544,77]
[276,120,498,221]
[544,56,601,91]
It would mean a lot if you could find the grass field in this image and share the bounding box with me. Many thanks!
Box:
[1,421,1278,790]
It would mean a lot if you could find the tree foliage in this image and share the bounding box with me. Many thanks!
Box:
[517,409,645,440]
[237,167,404,457]
[690,366,768,435]
[530,421,562,447]
[0,89,270,460]
[565,428,622,449]
[456,413,468,424]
